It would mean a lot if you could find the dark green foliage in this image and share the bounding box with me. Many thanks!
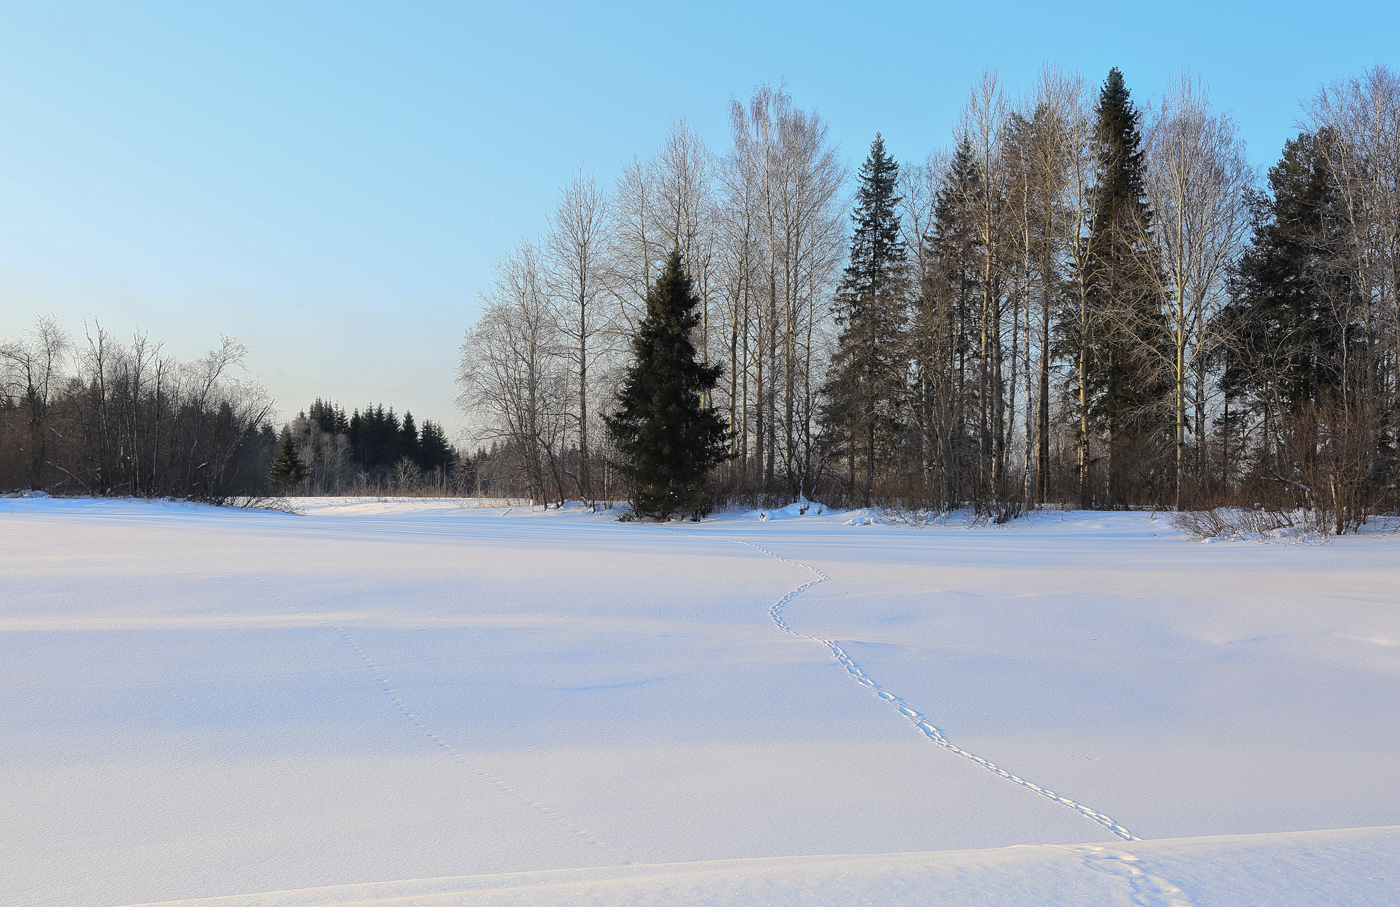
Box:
[1084,68,1168,503]
[298,398,457,485]
[417,419,455,473]
[268,426,306,494]
[348,405,404,470]
[910,138,983,506]
[1213,129,1389,530]
[1220,131,1354,412]
[605,249,730,521]
[306,398,349,435]
[822,134,910,504]
[400,411,421,466]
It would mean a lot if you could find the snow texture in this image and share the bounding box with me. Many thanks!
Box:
[2,496,1398,906]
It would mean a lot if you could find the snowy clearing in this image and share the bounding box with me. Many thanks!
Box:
[2,497,1398,906]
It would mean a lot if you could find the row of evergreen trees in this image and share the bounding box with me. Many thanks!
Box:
[272,399,457,495]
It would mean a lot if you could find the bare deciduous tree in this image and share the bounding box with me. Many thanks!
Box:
[1144,74,1253,507]
[725,84,845,495]
[0,316,70,487]
[1308,67,1400,414]
[458,242,571,506]
[545,167,611,500]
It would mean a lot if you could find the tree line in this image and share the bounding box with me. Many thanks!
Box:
[0,322,472,501]
[0,321,275,499]
[277,398,461,495]
[459,67,1400,529]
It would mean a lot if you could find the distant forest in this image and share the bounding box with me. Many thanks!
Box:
[458,66,1400,532]
[0,318,531,499]
[282,398,458,495]
[6,65,1399,530]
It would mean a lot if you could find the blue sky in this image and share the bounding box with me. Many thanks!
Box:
[2,1,1395,433]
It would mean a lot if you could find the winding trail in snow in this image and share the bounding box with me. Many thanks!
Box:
[726,535,1140,843]
[332,627,617,857]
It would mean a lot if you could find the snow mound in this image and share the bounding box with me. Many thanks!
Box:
[734,497,838,522]
[113,827,1400,907]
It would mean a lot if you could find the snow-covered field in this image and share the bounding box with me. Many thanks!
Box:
[2,496,1398,906]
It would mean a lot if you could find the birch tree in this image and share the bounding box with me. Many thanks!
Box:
[1308,67,1400,414]
[959,71,1012,499]
[1144,74,1252,507]
[545,167,611,499]
[725,84,844,494]
[458,241,571,505]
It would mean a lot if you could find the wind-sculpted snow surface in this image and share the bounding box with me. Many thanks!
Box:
[2,497,1399,906]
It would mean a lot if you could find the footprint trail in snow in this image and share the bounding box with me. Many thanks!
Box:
[730,536,1141,843]
[251,573,616,859]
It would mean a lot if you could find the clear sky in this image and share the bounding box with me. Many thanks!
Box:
[2,1,1396,434]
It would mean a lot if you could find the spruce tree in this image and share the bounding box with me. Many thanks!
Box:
[822,134,909,505]
[605,249,730,521]
[1085,68,1165,504]
[1221,131,1352,413]
[912,137,982,506]
[267,426,306,495]
[401,411,421,467]
[418,419,455,473]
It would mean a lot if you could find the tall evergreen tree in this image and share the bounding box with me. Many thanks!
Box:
[418,419,455,473]
[822,134,910,505]
[1220,131,1353,415]
[912,138,982,506]
[1084,68,1165,504]
[400,411,421,466]
[605,249,730,521]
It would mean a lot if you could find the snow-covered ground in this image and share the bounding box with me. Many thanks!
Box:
[2,496,1397,906]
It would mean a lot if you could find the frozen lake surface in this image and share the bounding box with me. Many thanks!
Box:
[2,497,1398,905]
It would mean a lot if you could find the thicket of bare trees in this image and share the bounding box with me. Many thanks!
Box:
[1,320,276,498]
[460,66,1398,527]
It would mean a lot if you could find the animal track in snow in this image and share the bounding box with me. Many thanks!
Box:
[1082,846,1195,905]
[250,574,615,858]
[331,626,617,857]
[728,536,1140,843]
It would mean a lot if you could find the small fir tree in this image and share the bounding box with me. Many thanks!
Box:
[605,249,730,521]
[267,426,306,495]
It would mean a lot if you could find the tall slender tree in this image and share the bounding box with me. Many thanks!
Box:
[1143,75,1252,507]
[1085,68,1165,504]
[822,134,909,505]
[912,140,982,506]
[545,167,610,500]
